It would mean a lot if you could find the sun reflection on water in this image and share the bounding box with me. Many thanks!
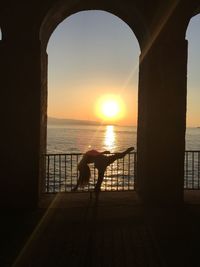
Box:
[104,125,115,151]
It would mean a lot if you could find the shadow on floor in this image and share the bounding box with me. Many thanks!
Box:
[1,191,200,267]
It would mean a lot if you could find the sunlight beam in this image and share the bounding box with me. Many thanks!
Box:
[140,0,181,63]
[12,194,62,267]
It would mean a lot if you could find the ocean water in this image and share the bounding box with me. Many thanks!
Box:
[47,124,200,153]
[185,128,200,150]
[46,124,200,192]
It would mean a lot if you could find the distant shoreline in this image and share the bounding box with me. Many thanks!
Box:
[48,117,198,128]
[47,117,137,127]
[48,117,119,126]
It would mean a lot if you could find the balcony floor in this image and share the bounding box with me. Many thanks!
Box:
[1,191,200,267]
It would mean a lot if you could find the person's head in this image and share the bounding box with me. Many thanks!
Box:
[78,164,91,186]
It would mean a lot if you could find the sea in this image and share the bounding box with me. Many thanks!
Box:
[47,124,200,153]
[46,124,200,192]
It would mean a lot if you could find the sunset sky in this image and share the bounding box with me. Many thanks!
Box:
[47,10,200,127]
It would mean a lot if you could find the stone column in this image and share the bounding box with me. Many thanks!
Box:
[0,40,43,208]
[136,39,188,205]
[39,50,48,197]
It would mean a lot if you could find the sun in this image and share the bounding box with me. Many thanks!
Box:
[95,94,125,122]
[102,100,120,118]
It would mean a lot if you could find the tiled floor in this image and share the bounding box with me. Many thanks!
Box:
[2,191,200,267]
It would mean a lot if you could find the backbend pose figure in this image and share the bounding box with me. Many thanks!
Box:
[73,147,134,197]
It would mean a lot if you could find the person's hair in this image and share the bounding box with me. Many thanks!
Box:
[78,164,91,187]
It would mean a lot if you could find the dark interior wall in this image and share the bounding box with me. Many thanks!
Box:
[0,0,199,207]
[0,2,45,208]
[0,41,41,207]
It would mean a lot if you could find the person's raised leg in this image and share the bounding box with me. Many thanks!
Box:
[106,147,135,165]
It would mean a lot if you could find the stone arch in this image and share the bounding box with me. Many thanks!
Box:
[38,1,198,203]
[135,2,200,204]
[40,2,148,51]
[38,3,146,194]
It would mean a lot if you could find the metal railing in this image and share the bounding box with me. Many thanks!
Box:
[45,152,136,193]
[44,151,200,193]
[184,151,200,189]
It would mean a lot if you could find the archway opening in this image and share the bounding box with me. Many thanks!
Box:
[185,13,200,190]
[45,10,140,193]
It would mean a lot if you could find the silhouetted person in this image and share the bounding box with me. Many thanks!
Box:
[73,147,134,198]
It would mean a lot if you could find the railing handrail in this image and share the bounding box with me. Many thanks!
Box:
[44,150,200,156]
[44,151,136,156]
[185,150,200,153]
